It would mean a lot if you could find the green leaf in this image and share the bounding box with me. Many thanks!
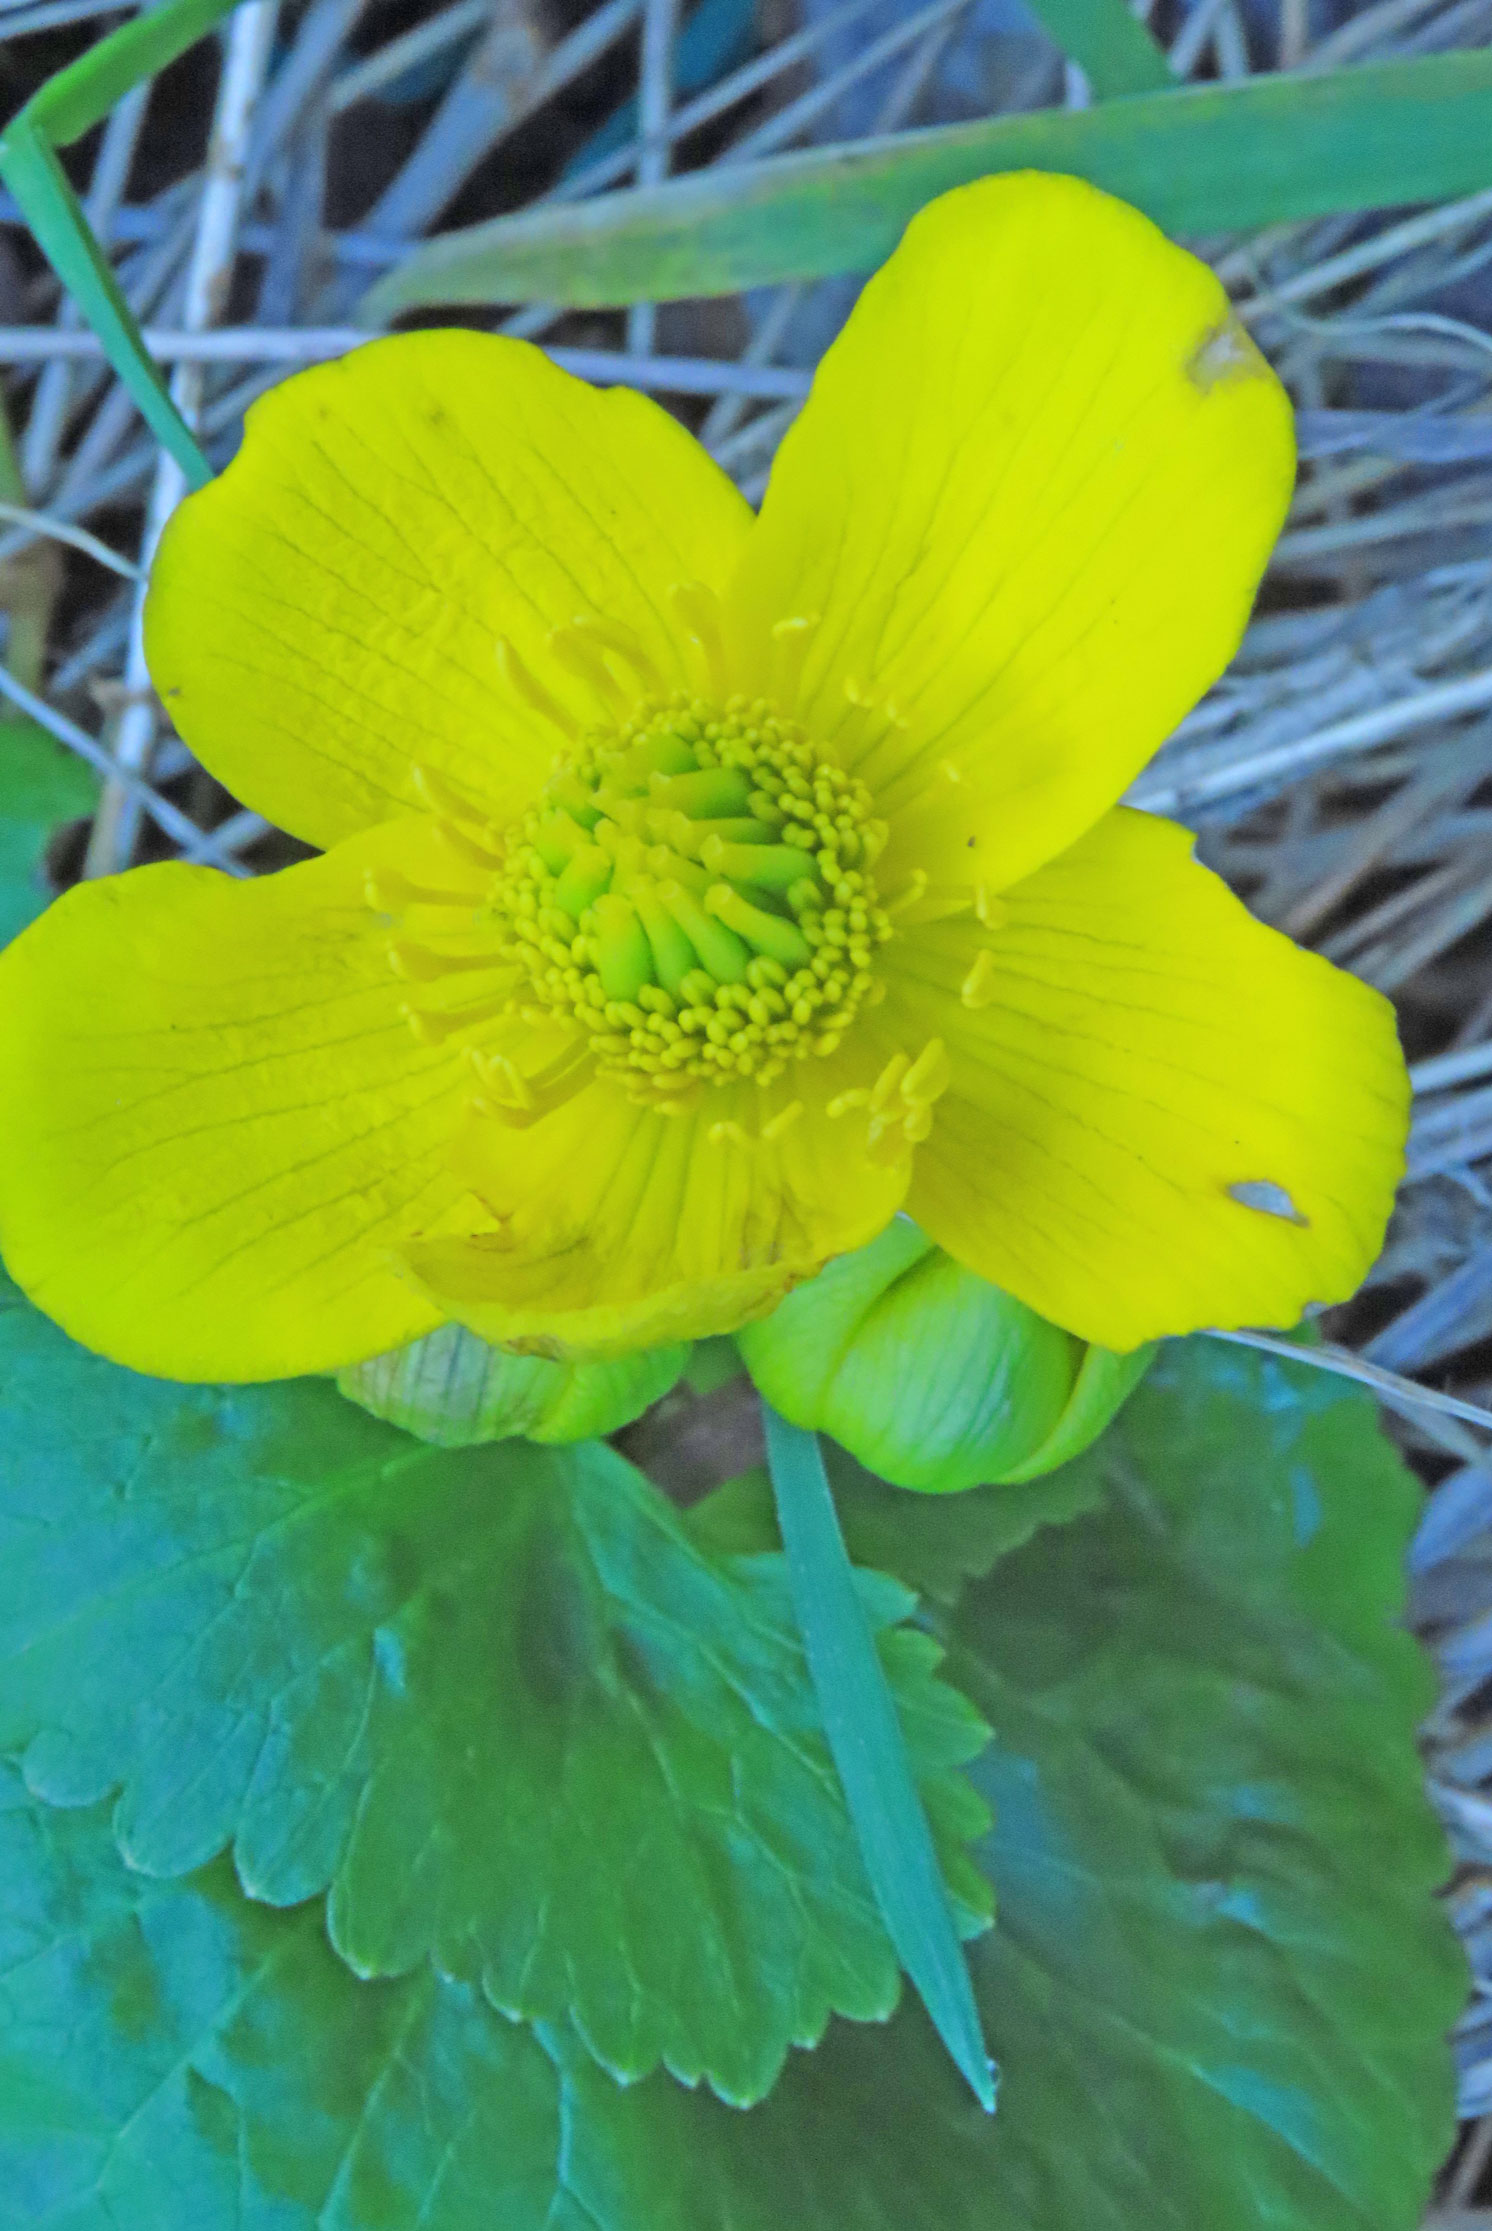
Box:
[936,1334,1463,2229]
[336,1320,687,1445]
[1020,0,1172,96]
[0,0,240,488]
[0,719,94,947]
[764,1407,995,2111]
[360,50,1492,316]
[0,1336,1459,2230]
[0,124,211,489]
[18,0,237,146]
[0,1286,989,2106]
[688,1440,1105,1599]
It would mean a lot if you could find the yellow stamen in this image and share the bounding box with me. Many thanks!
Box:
[902,1037,950,1105]
[568,612,666,692]
[411,763,490,828]
[547,621,630,710]
[884,869,929,918]
[770,612,820,703]
[960,949,999,1009]
[479,693,895,1099]
[401,996,509,1046]
[669,581,729,696]
[869,1053,909,1112]
[389,942,508,984]
[366,869,475,915]
[495,636,571,731]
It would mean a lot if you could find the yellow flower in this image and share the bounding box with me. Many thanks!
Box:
[0,174,1407,1383]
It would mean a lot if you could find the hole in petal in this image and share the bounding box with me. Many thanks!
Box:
[1228,1179,1310,1227]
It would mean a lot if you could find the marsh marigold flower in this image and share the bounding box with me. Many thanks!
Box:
[0,175,1408,1381]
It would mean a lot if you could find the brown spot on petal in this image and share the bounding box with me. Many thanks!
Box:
[1187,316,1269,394]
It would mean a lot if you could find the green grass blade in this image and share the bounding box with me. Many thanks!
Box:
[762,1402,997,2113]
[361,47,1492,316]
[23,0,237,146]
[1021,0,1172,96]
[0,124,211,489]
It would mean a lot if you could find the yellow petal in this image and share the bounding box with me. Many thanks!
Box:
[400,1066,909,1359]
[725,173,1294,894]
[881,808,1407,1349]
[145,332,754,849]
[0,818,489,1380]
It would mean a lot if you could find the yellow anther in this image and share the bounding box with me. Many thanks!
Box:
[495,637,572,731]
[827,1088,871,1118]
[434,817,504,872]
[708,1119,753,1149]
[547,621,630,709]
[389,942,502,983]
[902,1038,950,1106]
[938,759,963,786]
[762,1100,804,1143]
[960,949,999,1010]
[973,884,1008,929]
[486,1054,534,1109]
[401,997,507,1047]
[884,869,929,917]
[669,581,729,694]
[869,1054,909,1113]
[469,1040,593,1122]
[568,613,665,689]
[366,869,473,915]
[411,763,487,827]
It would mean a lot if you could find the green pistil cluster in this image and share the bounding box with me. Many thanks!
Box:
[490,695,892,1104]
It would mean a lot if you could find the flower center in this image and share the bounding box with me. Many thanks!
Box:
[489,695,892,1108]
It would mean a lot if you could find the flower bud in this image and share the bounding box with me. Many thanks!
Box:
[737,1219,1152,1494]
[339,1323,686,1447]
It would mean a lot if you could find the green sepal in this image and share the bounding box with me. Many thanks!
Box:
[737,1220,1148,1492]
[993,1339,1155,1483]
[0,1281,989,2107]
[337,1319,687,1445]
